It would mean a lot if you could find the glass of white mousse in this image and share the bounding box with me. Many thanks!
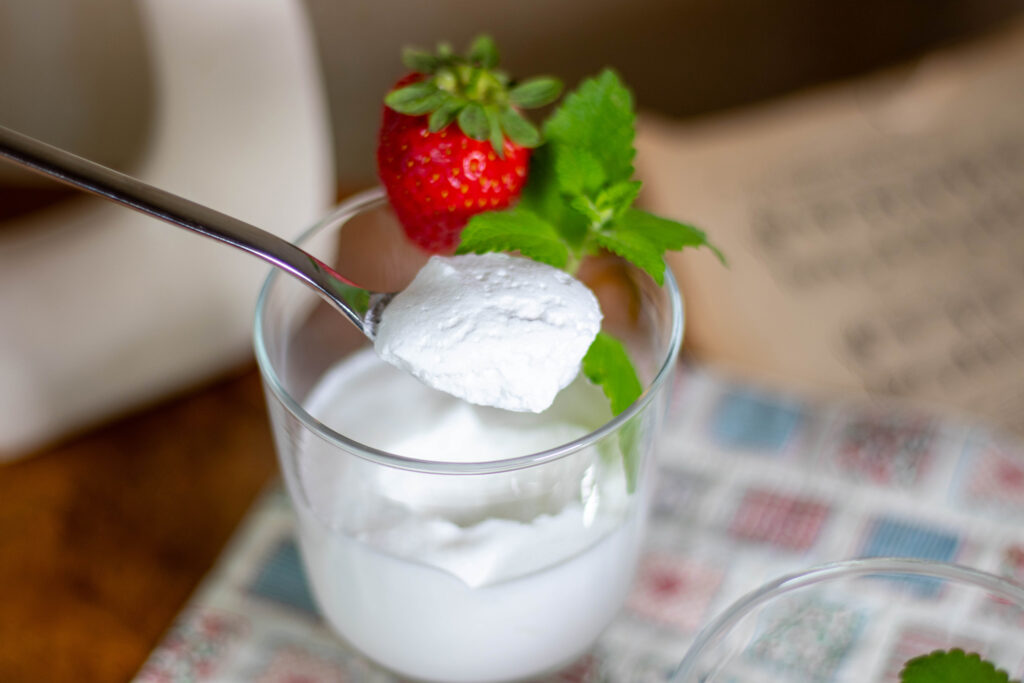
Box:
[254,188,684,682]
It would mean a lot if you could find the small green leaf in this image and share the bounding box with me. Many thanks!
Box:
[468,35,499,68]
[402,48,440,74]
[554,146,606,197]
[485,106,505,158]
[519,144,590,247]
[428,99,463,132]
[509,77,563,108]
[583,333,645,494]
[616,208,706,250]
[596,180,642,218]
[385,82,445,115]
[457,103,489,141]
[499,108,542,148]
[543,69,636,185]
[593,229,666,285]
[582,332,643,416]
[900,649,1015,683]
[616,209,727,264]
[569,195,608,227]
[456,208,570,268]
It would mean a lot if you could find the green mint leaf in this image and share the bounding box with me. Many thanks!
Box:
[508,77,563,108]
[456,208,569,269]
[555,146,607,197]
[593,229,667,285]
[582,331,643,416]
[519,144,590,247]
[543,69,635,185]
[499,108,542,148]
[596,180,642,219]
[569,195,608,227]
[428,99,464,132]
[384,82,445,115]
[900,649,1015,683]
[458,102,489,141]
[617,208,726,264]
[468,35,499,69]
[402,49,440,74]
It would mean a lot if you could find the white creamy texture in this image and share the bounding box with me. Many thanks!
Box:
[297,505,643,683]
[297,350,641,682]
[373,252,602,413]
[299,349,621,583]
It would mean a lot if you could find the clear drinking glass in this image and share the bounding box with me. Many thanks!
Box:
[673,558,1024,682]
[253,188,684,682]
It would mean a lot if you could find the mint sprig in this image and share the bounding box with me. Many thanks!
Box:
[457,69,722,418]
[900,649,1017,683]
[458,69,722,284]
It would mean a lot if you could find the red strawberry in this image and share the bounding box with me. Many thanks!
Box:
[378,88,531,253]
[376,36,562,253]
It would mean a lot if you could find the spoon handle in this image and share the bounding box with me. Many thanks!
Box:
[0,124,370,334]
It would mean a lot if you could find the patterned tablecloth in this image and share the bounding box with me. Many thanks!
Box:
[133,361,1024,682]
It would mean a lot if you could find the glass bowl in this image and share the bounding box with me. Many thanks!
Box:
[254,188,685,683]
[673,557,1024,682]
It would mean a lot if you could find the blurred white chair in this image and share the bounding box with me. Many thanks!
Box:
[0,0,335,458]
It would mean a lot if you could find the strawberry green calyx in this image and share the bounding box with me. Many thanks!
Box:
[384,35,562,155]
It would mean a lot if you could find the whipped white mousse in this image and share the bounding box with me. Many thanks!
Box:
[373,252,602,413]
[298,350,639,682]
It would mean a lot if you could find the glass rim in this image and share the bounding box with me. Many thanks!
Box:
[253,187,685,475]
[673,557,1024,680]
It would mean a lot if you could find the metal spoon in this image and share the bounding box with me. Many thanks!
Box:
[0,125,392,337]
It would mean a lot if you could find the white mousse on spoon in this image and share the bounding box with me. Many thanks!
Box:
[373,252,602,413]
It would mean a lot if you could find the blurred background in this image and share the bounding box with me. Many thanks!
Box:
[303,0,1024,187]
[1,0,1023,680]
[4,0,1023,196]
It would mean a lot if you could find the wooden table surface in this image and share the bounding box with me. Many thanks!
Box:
[0,365,278,682]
